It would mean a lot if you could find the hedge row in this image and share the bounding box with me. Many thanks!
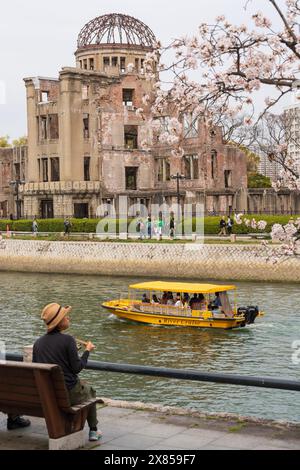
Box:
[0,215,298,235]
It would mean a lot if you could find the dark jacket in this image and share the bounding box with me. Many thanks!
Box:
[33,330,89,390]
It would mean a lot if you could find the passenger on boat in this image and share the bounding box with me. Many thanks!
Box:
[161,292,168,304]
[167,292,175,305]
[183,293,190,305]
[174,294,183,307]
[212,292,222,309]
[142,294,151,303]
[151,294,160,304]
[189,294,198,309]
[197,294,206,310]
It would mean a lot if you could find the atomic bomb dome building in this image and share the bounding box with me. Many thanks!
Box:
[21,13,248,219]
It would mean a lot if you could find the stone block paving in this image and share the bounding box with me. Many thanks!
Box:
[1,403,300,450]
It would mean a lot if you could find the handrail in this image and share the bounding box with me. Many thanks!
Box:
[5,352,300,392]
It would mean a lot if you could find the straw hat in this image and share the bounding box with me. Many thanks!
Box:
[41,303,72,332]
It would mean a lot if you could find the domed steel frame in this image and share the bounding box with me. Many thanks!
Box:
[77,13,156,49]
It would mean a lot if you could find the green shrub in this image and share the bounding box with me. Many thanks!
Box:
[0,215,298,235]
[203,215,296,235]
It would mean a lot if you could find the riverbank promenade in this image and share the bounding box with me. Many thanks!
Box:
[0,400,299,450]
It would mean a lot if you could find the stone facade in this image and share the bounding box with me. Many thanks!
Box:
[0,148,13,217]
[21,13,248,219]
[0,240,300,282]
[0,146,27,218]
[1,13,297,219]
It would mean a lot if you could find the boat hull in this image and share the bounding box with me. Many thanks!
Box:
[102,301,246,330]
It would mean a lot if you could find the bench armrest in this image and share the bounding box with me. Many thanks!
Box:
[63,397,104,414]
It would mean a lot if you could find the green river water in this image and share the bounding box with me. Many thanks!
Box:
[1,271,300,423]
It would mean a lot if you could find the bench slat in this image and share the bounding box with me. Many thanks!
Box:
[0,384,39,397]
[0,402,44,417]
[0,361,59,372]
[0,391,41,404]
[0,376,66,392]
[0,383,69,403]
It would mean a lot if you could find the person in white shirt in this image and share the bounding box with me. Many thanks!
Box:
[174,294,183,307]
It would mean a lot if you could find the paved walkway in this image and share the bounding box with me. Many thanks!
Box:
[1,400,300,450]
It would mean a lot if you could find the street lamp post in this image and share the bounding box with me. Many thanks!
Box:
[10,179,25,220]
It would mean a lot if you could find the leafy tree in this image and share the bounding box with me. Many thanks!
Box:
[0,135,11,147]
[248,173,272,188]
[142,0,300,255]
[12,136,27,147]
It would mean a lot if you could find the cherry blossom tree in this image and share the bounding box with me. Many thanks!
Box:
[253,111,300,190]
[141,0,300,255]
[145,0,299,124]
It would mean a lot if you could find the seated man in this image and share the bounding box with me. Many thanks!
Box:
[33,303,102,442]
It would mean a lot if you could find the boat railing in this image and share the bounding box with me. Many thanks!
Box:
[134,303,201,318]
[119,301,230,320]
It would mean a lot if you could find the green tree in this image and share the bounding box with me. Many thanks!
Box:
[248,173,272,189]
[230,142,261,178]
[12,136,27,147]
[0,135,11,147]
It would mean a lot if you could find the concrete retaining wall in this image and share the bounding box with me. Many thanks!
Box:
[0,239,299,282]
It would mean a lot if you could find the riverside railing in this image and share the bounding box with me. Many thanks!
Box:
[5,353,300,392]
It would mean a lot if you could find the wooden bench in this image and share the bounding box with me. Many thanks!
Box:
[0,361,101,449]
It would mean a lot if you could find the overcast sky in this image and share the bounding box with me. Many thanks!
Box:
[0,0,291,140]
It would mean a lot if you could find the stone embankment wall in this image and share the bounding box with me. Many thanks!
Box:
[0,239,300,282]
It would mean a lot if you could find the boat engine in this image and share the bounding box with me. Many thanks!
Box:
[237,306,259,325]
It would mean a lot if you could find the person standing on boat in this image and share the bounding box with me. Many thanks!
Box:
[32,303,102,442]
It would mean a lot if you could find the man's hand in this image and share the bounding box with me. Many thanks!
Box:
[85,341,95,352]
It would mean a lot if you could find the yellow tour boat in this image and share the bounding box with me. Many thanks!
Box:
[102,281,263,330]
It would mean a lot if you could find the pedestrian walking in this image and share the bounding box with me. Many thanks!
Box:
[169,215,175,239]
[157,217,164,240]
[147,216,152,239]
[32,217,38,236]
[64,217,72,236]
[226,216,234,236]
[218,216,227,236]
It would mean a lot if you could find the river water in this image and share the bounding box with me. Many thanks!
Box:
[1,271,300,423]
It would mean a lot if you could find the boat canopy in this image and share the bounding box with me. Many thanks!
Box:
[129,281,236,294]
